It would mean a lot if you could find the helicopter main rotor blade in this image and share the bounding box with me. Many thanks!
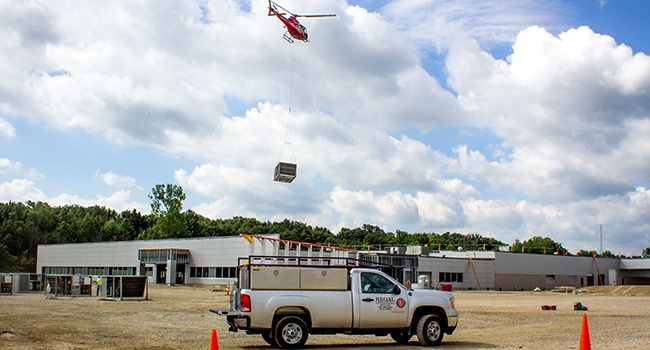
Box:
[294,14,337,18]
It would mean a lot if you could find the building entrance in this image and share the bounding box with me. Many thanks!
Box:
[176,264,185,284]
[156,264,166,284]
[139,248,190,285]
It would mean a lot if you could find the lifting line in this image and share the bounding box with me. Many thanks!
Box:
[278,45,296,164]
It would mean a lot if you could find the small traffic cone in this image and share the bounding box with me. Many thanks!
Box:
[210,328,219,350]
[579,313,591,350]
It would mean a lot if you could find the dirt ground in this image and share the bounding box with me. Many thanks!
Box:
[2,284,650,349]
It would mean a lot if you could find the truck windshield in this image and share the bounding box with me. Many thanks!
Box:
[360,272,395,293]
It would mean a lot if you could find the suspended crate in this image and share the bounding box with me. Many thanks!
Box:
[274,162,297,183]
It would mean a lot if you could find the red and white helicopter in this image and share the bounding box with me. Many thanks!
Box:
[267,1,336,43]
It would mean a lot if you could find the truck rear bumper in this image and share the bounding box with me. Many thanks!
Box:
[227,315,250,331]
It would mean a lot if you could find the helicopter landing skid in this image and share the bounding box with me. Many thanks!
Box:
[282,32,295,43]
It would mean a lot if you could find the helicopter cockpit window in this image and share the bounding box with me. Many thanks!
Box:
[361,272,394,294]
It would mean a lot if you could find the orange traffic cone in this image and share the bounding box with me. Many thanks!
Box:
[579,313,591,350]
[210,328,219,350]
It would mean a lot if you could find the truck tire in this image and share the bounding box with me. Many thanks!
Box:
[416,314,444,346]
[274,316,309,349]
[390,330,412,344]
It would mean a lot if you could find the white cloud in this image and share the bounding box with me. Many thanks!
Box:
[0,179,46,202]
[0,158,42,180]
[0,118,15,138]
[0,158,22,174]
[49,190,148,213]
[1,1,649,256]
[1,1,463,151]
[444,26,650,202]
[98,171,138,189]
[382,0,569,49]
[0,177,147,213]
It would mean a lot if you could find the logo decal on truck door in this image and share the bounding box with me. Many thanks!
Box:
[396,298,406,308]
[375,296,395,310]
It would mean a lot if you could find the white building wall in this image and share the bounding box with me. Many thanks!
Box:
[493,252,622,290]
[494,252,620,276]
[37,235,279,285]
[37,240,142,269]
[619,259,650,270]
[417,256,495,290]
[416,252,633,291]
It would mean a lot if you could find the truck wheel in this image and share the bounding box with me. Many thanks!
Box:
[416,314,444,346]
[274,316,309,349]
[390,330,412,344]
[261,331,277,347]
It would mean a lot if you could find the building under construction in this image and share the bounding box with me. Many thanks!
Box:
[36,234,650,290]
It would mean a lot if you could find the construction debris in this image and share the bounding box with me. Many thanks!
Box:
[574,302,588,311]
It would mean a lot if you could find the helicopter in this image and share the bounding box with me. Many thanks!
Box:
[267,0,336,43]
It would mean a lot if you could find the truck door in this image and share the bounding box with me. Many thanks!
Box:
[356,271,409,329]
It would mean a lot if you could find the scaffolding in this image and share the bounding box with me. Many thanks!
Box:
[8,273,45,293]
[1,274,13,295]
[99,275,148,301]
[45,275,92,296]
[240,234,359,264]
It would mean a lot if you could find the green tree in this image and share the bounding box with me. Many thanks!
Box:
[599,250,617,258]
[336,227,366,248]
[576,249,597,257]
[149,184,186,216]
[139,184,188,239]
[0,242,19,271]
[512,236,566,254]
[643,247,650,259]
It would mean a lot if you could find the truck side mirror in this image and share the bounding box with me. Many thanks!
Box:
[393,285,401,295]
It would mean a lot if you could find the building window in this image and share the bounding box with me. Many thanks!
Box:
[43,266,134,276]
[190,267,209,278]
[546,275,555,284]
[439,272,463,283]
[190,266,237,278]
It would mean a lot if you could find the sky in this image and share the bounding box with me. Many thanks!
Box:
[1,0,649,256]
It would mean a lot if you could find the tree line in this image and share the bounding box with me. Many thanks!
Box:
[2,184,648,272]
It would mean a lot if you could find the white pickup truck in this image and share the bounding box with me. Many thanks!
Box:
[215,256,458,349]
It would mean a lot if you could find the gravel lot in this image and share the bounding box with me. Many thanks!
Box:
[2,284,649,349]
